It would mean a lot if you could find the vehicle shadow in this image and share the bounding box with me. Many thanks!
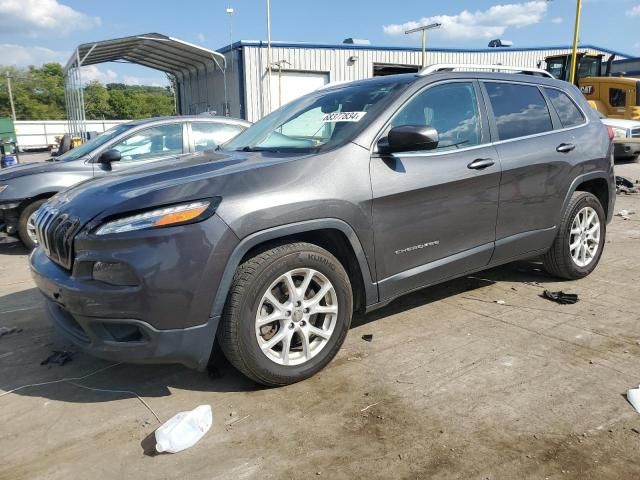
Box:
[0,259,555,404]
[0,241,29,256]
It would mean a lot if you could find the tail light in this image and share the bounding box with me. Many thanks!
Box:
[607,126,615,141]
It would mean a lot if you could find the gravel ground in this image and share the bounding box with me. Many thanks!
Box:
[0,161,639,480]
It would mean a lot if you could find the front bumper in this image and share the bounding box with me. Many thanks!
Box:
[613,138,640,160]
[29,214,239,370]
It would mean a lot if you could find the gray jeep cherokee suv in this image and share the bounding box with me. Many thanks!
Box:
[30,68,615,386]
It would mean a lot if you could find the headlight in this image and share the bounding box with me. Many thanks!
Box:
[0,185,7,193]
[611,127,629,139]
[95,200,213,235]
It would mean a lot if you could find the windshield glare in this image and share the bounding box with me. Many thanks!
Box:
[224,77,413,152]
[56,124,133,161]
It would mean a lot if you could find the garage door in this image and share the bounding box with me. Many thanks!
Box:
[270,71,329,108]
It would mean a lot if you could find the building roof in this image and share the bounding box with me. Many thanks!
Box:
[64,32,227,77]
[218,40,633,59]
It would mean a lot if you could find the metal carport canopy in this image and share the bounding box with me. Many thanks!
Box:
[62,33,228,137]
[64,32,227,76]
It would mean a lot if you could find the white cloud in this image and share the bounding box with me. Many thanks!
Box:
[81,65,118,84]
[197,33,206,43]
[627,5,640,17]
[383,1,548,41]
[0,0,100,35]
[121,74,168,87]
[551,17,564,24]
[0,43,66,66]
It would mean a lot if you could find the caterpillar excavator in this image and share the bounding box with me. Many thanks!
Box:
[544,52,640,120]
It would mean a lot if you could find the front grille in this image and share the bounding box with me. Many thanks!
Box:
[34,205,81,270]
[632,128,640,139]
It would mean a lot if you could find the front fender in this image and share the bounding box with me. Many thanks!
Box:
[0,170,92,207]
[209,218,378,319]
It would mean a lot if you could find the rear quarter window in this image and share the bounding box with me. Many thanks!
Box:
[484,82,553,141]
[543,88,586,128]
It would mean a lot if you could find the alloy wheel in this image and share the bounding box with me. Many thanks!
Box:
[255,268,338,366]
[569,206,600,268]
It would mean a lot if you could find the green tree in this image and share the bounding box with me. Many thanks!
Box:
[0,63,175,121]
[84,81,111,119]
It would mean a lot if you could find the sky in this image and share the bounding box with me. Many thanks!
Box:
[1,0,639,86]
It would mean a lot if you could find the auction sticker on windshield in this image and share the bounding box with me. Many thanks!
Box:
[321,112,367,123]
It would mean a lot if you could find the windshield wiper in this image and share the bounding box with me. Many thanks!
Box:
[236,146,268,152]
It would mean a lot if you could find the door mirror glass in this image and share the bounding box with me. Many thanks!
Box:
[98,148,122,164]
[379,125,439,154]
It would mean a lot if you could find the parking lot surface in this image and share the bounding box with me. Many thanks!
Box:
[1,162,640,479]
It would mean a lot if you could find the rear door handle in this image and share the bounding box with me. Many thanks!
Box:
[467,158,495,170]
[556,143,576,153]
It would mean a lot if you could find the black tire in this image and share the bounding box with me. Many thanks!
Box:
[18,199,46,250]
[218,242,353,386]
[542,192,606,280]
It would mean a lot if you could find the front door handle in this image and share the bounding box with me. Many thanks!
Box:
[467,158,495,170]
[556,143,576,153]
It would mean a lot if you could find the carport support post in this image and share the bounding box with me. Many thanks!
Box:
[266,0,273,113]
[569,0,583,85]
[421,31,426,69]
[6,73,16,122]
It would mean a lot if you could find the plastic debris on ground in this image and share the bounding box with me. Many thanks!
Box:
[0,326,22,338]
[495,300,506,305]
[627,386,640,414]
[40,350,75,366]
[615,209,636,220]
[616,176,639,194]
[541,290,579,305]
[155,405,212,453]
[362,334,374,342]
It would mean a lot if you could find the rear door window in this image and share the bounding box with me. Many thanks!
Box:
[484,82,553,141]
[543,88,586,128]
[192,123,244,152]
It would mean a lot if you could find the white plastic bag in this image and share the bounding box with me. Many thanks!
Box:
[155,405,212,453]
[627,386,640,414]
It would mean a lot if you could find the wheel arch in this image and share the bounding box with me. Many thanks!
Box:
[18,192,58,213]
[561,172,614,224]
[210,219,378,319]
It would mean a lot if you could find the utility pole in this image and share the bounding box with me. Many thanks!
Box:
[405,22,442,68]
[6,73,16,122]
[226,6,234,77]
[569,0,583,85]
[266,0,273,112]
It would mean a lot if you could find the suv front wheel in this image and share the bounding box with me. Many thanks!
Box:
[218,242,353,386]
[542,191,606,280]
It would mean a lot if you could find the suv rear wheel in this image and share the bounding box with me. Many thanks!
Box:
[542,192,606,279]
[218,242,353,386]
[18,199,46,250]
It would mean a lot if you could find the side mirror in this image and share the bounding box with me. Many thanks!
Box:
[378,125,439,154]
[98,149,122,165]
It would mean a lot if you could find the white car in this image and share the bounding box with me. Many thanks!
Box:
[600,117,640,162]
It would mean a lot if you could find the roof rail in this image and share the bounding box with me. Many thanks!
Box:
[418,63,554,78]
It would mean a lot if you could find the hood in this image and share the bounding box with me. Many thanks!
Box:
[0,158,78,181]
[601,118,640,129]
[46,149,311,228]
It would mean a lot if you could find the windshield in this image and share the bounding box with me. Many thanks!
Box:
[56,124,134,161]
[223,76,414,152]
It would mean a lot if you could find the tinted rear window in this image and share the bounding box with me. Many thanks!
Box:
[544,88,585,128]
[485,82,553,140]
